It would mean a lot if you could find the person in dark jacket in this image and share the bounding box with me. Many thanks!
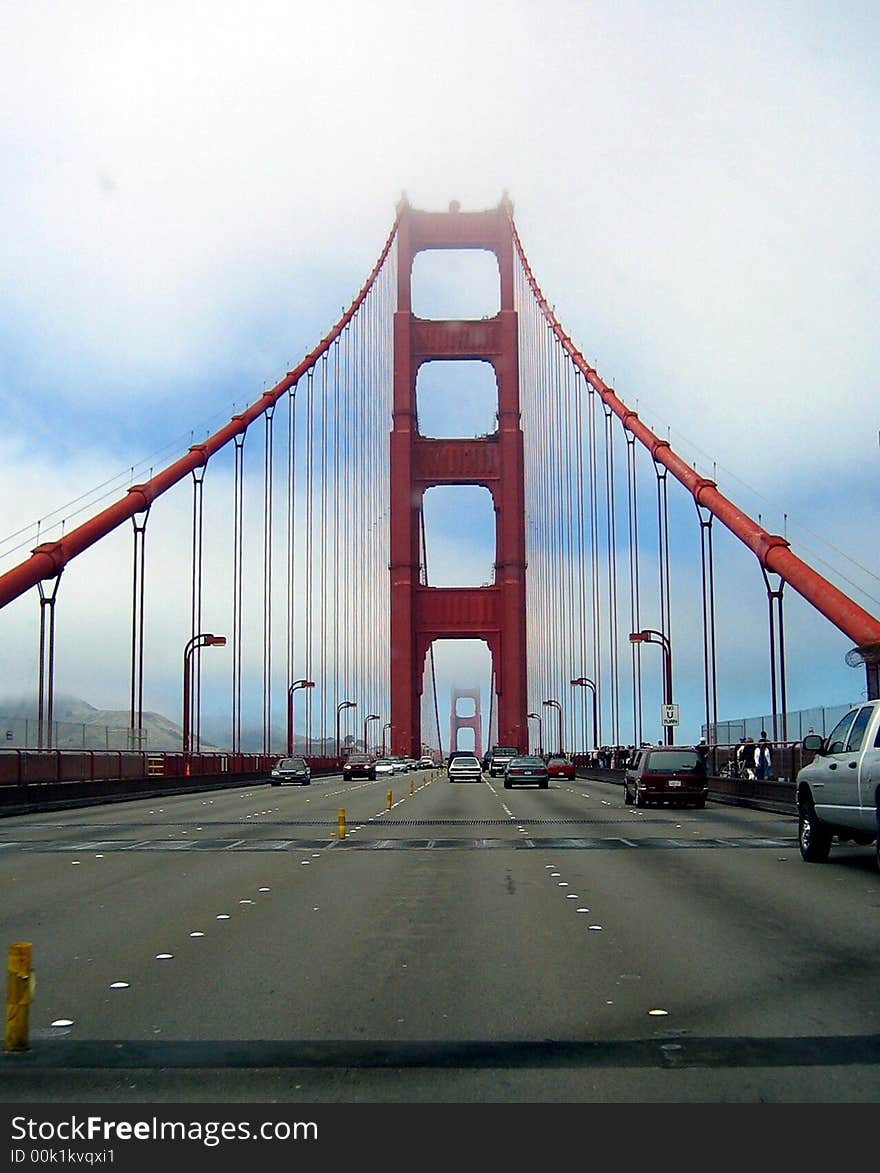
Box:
[754,733,773,780]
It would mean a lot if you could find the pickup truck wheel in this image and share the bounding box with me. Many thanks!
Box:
[798,796,832,862]
[624,784,633,805]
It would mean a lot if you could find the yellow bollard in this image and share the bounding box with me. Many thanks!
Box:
[409,778,414,796]
[5,942,33,1053]
[386,789,393,809]
[337,809,346,840]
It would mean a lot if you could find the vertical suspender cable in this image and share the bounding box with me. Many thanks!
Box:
[129,510,149,750]
[550,339,564,715]
[342,325,352,707]
[287,384,298,705]
[603,405,620,747]
[305,369,314,754]
[574,374,587,754]
[333,342,341,730]
[262,407,275,755]
[231,432,245,757]
[625,431,643,748]
[563,360,577,752]
[319,354,328,753]
[587,388,602,746]
[655,461,672,652]
[697,505,718,743]
[37,576,62,750]
[190,467,206,752]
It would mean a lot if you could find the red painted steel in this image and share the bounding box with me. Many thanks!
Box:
[390,199,528,757]
[508,213,880,663]
[0,216,402,611]
[449,687,483,760]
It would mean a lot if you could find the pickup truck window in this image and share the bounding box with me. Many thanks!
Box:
[826,709,857,754]
[845,706,874,753]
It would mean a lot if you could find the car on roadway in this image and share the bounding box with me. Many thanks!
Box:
[624,746,707,808]
[391,757,410,773]
[546,755,575,780]
[503,754,549,789]
[488,745,519,777]
[373,757,396,778]
[447,750,477,765]
[342,753,376,781]
[446,754,483,783]
[417,756,435,769]
[270,755,311,786]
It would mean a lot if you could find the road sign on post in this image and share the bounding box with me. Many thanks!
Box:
[661,703,680,726]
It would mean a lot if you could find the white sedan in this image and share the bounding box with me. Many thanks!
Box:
[446,755,483,783]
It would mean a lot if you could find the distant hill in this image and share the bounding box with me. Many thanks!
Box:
[0,694,333,755]
[0,694,207,752]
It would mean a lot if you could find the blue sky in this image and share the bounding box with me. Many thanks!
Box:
[1,1,878,749]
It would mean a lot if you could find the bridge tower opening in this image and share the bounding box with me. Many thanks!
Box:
[389,197,528,756]
[449,687,483,760]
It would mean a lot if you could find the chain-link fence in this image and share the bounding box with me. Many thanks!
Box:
[0,715,148,751]
[704,701,861,745]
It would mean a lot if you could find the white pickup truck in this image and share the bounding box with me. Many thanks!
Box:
[796,699,879,869]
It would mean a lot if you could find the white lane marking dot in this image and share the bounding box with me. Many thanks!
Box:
[588,925,603,931]
[239,899,253,905]
[301,860,311,865]
[51,1019,74,1028]
[216,914,230,920]
[190,932,205,938]
[155,953,173,960]
[258,887,270,892]
[558,881,569,886]
[544,865,554,869]
[648,1008,669,1016]
[109,981,129,989]
[550,872,561,877]
[95,854,104,859]
[71,861,80,865]
[576,908,590,913]
[566,894,579,899]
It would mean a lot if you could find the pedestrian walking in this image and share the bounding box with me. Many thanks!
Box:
[755,733,773,780]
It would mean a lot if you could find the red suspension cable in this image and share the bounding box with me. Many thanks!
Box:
[0,214,402,611]
[508,212,880,656]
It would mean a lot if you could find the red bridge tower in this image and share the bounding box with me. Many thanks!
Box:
[389,197,528,756]
[449,687,484,760]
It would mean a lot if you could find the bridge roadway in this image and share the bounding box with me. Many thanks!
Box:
[0,768,877,1104]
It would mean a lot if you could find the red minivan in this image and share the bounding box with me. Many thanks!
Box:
[624,746,708,809]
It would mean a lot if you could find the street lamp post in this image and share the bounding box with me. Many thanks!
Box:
[629,629,674,745]
[382,722,391,756]
[363,713,380,755]
[335,700,357,760]
[527,711,543,756]
[182,634,226,759]
[287,679,315,756]
[543,698,564,756]
[570,676,598,754]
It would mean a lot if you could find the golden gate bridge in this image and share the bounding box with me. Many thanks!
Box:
[0,196,877,781]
